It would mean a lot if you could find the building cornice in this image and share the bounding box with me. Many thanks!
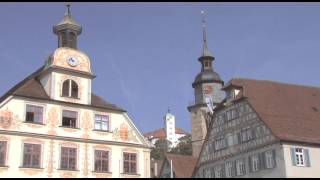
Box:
[0,129,152,149]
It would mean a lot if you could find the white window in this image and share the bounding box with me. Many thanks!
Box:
[214,165,222,178]
[215,136,226,151]
[241,128,254,142]
[231,109,238,119]
[251,155,259,172]
[203,168,210,178]
[295,148,304,166]
[225,161,233,177]
[236,159,245,176]
[226,133,234,147]
[94,115,109,131]
[226,110,232,121]
[265,151,275,168]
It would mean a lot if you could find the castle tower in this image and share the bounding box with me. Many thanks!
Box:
[164,109,177,148]
[187,12,225,157]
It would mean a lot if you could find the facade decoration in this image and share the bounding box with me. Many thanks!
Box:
[0,4,151,178]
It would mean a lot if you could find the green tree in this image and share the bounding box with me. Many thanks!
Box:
[170,134,192,155]
[151,138,170,160]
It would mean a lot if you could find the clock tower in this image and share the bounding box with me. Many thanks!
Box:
[187,14,225,157]
[39,4,94,105]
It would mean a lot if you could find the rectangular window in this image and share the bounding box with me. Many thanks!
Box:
[60,147,77,170]
[226,110,232,121]
[241,128,254,142]
[231,109,238,119]
[62,110,77,128]
[123,153,137,174]
[23,143,41,168]
[236,159,245,176]
[26,105,43,124]
[94,150,109,172]
[251,155,259,172]
[215,136,226,151]
[265,151,275,169]
[214,165,222,178]
[94,115,109,131]
[295,148,304,166]
[225,161,233,178]
[0,141,7,166]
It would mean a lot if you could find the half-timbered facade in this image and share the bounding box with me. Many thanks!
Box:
[193,78,320,178]
[0,5,152,178]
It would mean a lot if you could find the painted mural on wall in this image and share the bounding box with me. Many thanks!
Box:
[0,107,19,129]
[113,123,139,143]
[52,48,92,74]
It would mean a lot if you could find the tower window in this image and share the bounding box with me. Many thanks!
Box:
[62,79,79,98]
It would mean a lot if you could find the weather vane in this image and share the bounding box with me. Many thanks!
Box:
[65,2,71,15]
[201,10,206,28]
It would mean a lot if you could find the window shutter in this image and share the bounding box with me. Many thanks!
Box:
[237,132,242,144]
[248,156,252,173]
[243,160,246,175]
[304,149,311,167]
[221,165,225,178]
[260,152,266,170]
[230,161,235,177]
[272,150,277,168]
[290,148,296,166]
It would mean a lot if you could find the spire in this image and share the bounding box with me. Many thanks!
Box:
[201,10,214,58]
[53,3,82,49]
[66,2,71,16]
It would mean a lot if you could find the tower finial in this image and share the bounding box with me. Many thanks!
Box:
[201,10,214,58]
[168,107,170,114]
[65,2,71,16]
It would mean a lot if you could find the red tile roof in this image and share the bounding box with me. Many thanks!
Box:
[225,78,320,145]
[160,153,197,178]
[144,128,189,139]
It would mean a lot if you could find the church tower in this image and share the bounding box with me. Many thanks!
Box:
[188,12,225,157]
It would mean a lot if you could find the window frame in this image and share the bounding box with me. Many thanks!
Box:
[236,159,245,176]
[225,161,233,178]
[61,110,78,129]
[22,143,42,168]
[251,155,259,172]
[214,165,222,178]
[295,148,305,167]
[61,79,79,99]
[0,141,7,167]
[60,146,77,171]
[25,104,44,124]
[94,114,110,132]
[265,151,275,169]
[94,150,110,173]
[123,152,138,174]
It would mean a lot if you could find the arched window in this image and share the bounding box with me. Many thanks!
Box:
[71,80,78,98]
[62,80,70,97]
[68,32,77,49]
[62,79,78,98]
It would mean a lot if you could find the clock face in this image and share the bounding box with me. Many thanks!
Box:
[67,56,78,67]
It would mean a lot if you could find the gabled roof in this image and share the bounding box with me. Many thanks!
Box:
[192,78,320,177]
[225,78,320,145]
[0,66,125,112]
[143,128,190,139]
[159,153,197,178]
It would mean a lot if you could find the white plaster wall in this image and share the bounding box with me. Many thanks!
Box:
[282,143,320,178]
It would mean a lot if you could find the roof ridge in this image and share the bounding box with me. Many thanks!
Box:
[0,66,45,102]
[231,77,320,89]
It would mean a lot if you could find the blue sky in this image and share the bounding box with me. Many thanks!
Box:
[0,3,319,133]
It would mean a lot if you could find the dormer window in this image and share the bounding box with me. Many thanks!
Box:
[62,79,79,98]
